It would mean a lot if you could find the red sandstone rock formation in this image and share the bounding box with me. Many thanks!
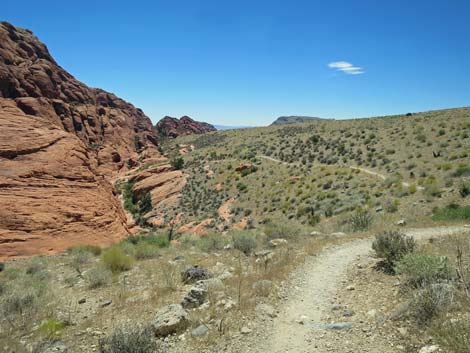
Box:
[0,22,161,259]
[156,116,216,138]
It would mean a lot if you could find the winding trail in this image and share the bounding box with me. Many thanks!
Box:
[249,225,468,353]
[259,155,422,190]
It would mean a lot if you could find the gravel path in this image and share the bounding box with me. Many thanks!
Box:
[246,225,468,353]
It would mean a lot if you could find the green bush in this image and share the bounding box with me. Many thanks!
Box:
[135,242,158,260]
[86,266,112,289]
[99,325,158,353]
[38,318,66,339]
[264,221,299,240]
[102,247,133,273]
[432,203,470,221]
[232,231,257,255]
[348,210,373,232]
[372,231,416,273]
[68,244,102,256]
[170,156,184,170]
[452,165,470,177]
[459,182,470,198]
[432,320,470,353]
[196,233,228,252]
[409,283,455,325]
[395,253,451,287]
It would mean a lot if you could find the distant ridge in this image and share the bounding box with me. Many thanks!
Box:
[214,124,254,130]
[271,116,328,125]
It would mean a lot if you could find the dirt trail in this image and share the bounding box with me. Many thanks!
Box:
[259,155,422,190]
[248,225,468,353]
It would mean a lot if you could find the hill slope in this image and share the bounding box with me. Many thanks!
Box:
[271,115,326,125]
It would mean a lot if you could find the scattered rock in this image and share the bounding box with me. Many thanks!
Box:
[235,163,253,172]
[181,282,207,309]
[419,345,440,353]
[310,231,323,236]
[269,238,288,248]
[397,327,408,336]
[152,304,189,337]
[331,232,347,237]
[78,298,86,304]
[256,303,277,318]
[325,322,353,331]
[181,266,211,284]
[296,315,309,325]
[100,300,112,307]
[191,324,209,338]
[343,309,355,317]
[240,326,252,334]
[34,341,68,353]
[346,285,355,291]
[397,219,406,226]
[375,206,383,212]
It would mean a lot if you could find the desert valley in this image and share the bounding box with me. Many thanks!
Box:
[1,11,470,353]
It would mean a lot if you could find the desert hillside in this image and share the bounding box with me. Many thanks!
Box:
[1,18,470,353]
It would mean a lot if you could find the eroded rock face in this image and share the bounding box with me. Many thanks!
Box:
[156,115,216,138]
[0,22,160,259]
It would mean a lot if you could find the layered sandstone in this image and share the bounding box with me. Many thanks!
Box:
[156,116,216,138]
[0,22,160,259]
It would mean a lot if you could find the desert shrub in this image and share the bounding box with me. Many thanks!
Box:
[264,221,299,240]
[134,242,158,260]
[38,318,66,339]
[86,266,112,289]
[196,233,228,252]
[102,247,133,273]
[409,283,455,325]
[145,234,170,248]
[459,182,470,198]
[432,203,470,221]
[170,156,184,170]
[408,185,417,194]
[372,231,416,273]
[0,281,5,296]
[26,257,48,275]
[432,320,470,353]
[68,245,102,256]
[70,249,90,276]
[99,325,158,353]
[348,209,373,232]
[232,231,257,255]
[395,253,452,287]
[452,165,470,177]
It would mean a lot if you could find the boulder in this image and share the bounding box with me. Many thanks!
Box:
[181,282,207,309]
[152,304,189,336]
[191,324,209,338]
[181,266,211,284]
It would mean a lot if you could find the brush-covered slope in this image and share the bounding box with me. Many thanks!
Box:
[271,115,326,125]
[0,22,160,258]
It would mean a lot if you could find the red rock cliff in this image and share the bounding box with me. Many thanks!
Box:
[0,22,159,259]
[156,115,216,138]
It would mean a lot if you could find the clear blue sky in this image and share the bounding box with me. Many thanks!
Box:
[3,0,470,125]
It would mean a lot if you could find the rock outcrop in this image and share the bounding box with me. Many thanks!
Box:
[0,22,160,259]
[156,115,216,138]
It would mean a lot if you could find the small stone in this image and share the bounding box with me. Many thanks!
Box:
[269,238,288,248]
[343,309,355,317]
[419,345,440,353]
[310,231,323,236]
[256,303,277,318]
[296,315,309,325]
[346,285,355,291]
[240,327,252,334]
[397,327,407,336]
[397,219,406,226]
[191,325,209,338]
[78,298,86,304]
[152,304,189,337]
[325,322,353,331]
[100,300,112,307]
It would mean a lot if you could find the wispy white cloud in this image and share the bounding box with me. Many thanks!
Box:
[328,61,365,75]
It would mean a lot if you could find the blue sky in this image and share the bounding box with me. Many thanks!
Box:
[3,0,470,125]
